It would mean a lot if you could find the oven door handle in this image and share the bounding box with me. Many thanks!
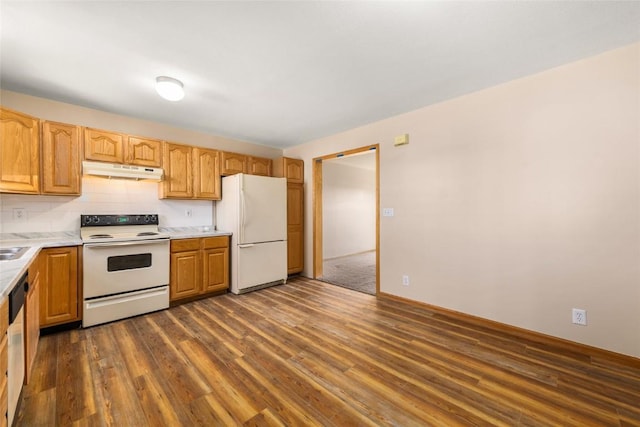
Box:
[84,238,169,248]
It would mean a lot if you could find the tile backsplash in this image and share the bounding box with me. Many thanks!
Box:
[0,177,213,233]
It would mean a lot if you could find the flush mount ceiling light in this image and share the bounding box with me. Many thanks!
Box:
[155,76,184,101]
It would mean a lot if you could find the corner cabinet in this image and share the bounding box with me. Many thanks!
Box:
[40,246,79,327]
[170,236,229,303]
[41,121,81,195]
[0,107,40,194]
[273,157,305,274]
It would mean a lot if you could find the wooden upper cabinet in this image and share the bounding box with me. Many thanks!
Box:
[193,147,221,200]
[84,128,124,163]
[160,142,193,198]
[41,121,81,195]
[248,156,272,177]
[0,107,40,194]
[273,157,304,183]
[125,136,162,167]
[220,151,247,176]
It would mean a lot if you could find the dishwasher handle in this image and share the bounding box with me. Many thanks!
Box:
[9,272,27,324]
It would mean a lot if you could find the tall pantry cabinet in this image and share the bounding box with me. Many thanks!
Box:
[273,157,304,275]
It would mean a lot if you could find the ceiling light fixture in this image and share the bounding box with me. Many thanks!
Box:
[155,76,184,101]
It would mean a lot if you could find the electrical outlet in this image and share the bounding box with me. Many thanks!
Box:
[383,208,394,217]
[13,208,27,222]
[402,275,410,286]
[572,308,587,326]
[185,209,192,218]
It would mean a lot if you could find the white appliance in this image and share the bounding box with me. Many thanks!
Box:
[217,174,287,294]
[82,160,164,181]
[8,273,26,426]
[81,214,170,327]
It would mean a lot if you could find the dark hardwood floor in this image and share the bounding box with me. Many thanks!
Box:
[17,277,640,426]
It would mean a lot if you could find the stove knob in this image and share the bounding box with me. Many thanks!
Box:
[92,215,100,224]
[143,215,150,223]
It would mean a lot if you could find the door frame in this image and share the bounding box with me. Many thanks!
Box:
[312,144,380,294]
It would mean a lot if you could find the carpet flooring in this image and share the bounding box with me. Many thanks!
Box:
[321,250,376,295]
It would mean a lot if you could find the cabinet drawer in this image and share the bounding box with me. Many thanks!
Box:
[0,299,6,336]
[171,239,200,252]
[202,236,228,250]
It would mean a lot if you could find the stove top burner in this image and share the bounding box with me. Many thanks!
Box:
[89,234,113,239]
[137,232,159,236]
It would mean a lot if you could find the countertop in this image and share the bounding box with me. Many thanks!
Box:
[0,227,231,298]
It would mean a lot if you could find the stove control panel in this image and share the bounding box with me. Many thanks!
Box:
[81,214,159,227]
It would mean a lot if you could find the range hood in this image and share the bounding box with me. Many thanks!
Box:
[82,161,164,181]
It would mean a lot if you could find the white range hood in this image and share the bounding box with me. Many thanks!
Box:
[82,161,164,181]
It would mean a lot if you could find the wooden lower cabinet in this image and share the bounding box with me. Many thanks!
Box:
[25,254,41,384]
[170,236,229,303]
[170,239,201,300]
[0,298,7,427]
[40,246,79,327]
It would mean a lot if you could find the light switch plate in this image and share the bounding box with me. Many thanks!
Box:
[382,208,394,217]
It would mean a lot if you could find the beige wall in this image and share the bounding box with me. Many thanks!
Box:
[323,157,376,259]
[0,90,281,158]
[0,90,282,234]
[285,43,640,357]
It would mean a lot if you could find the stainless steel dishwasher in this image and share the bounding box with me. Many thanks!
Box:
[8,272,26,426]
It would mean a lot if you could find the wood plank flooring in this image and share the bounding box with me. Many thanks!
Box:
[16,277,640,426]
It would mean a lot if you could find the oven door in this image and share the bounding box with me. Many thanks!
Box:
[83,239,169,298]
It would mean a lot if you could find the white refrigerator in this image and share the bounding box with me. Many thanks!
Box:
[216,173,288,294]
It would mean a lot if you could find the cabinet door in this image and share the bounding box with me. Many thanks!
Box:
[125,136,162,167]
[25,258,40,384]
[287,183,304,274]
[41,121,81,195]
[84,128,123,163]
[202,247,229,293]
[0,108,40,194]
[160,142,193,198]
[193,148,221,200]
[220,151,247,176]
[0,298,7,427]
[170,250,201,301]
[285,158,304,183]
[40,247,79,327]
[248,156,272,176]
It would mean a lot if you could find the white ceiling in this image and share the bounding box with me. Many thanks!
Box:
[2,1,639,149]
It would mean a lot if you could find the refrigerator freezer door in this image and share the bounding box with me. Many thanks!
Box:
[233,241,287,293]
[239,174,287,244]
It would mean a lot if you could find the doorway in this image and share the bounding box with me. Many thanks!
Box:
[312,145,379,295]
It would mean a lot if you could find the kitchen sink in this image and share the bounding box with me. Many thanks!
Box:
[0,247,29,261]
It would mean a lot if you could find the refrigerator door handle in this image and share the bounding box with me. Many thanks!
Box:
[240,187,246,242]
[238,244,255,248]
